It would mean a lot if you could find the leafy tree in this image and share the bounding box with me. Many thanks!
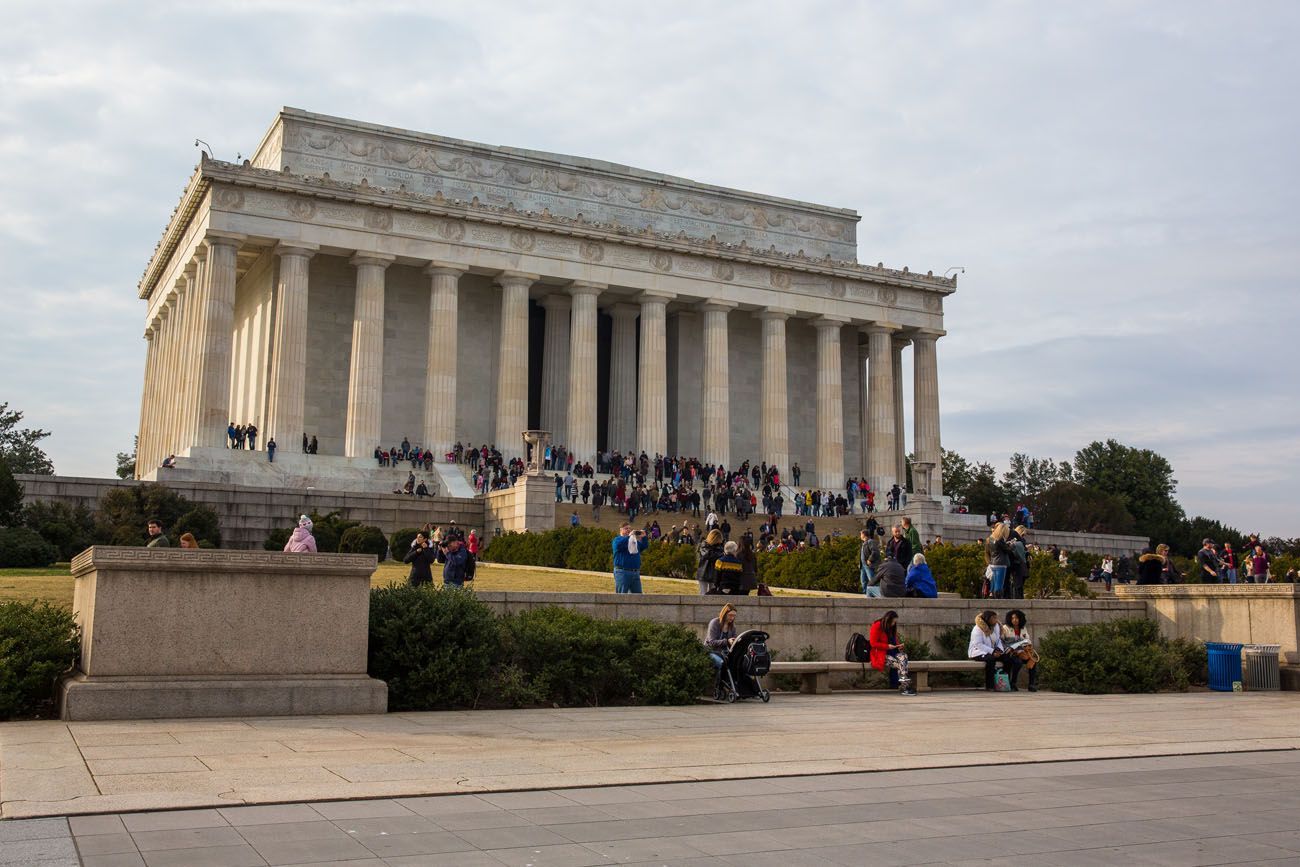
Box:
[0,460,22,527]
[1001,452,1072,505]
[115,437,137,480]
[1072,439,1185,543]
[1168,516,1248,558]
[940,448,975,500]
[1033,481,1136,536]
[0,403,53,475]
[963,462,1008,517]
[22,500,95,561]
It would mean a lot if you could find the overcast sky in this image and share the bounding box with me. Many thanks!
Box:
[1,1,1296,535]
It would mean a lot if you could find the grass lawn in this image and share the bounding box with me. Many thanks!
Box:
[0,558,842,609]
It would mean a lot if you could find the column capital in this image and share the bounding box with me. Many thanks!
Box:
[755,307,795,321]
[892,335,912,349]
[911,327,947,340]
[566,281,605,298]
[144,325,156,340]
[174,276,187,292]
[184,258,199,278]
[350,252,395,269]
[275,241,319,259]
[635,290,675,305]
[202,231,245,251]
[698,300,737,314]
[496,271,539,290]
[540,293,572,311]
[608,301,640,320]
[164,289,179,308]
[424,260,468,277]
[813,315,850,331]
[860,322,900,336]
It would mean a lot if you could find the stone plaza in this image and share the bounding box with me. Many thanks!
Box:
[132,108,953,497]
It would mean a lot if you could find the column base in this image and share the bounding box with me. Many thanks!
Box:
[59,673,388,721]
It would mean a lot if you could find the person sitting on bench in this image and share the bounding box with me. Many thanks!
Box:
[968,609,1008,691]
[869,609,915,695]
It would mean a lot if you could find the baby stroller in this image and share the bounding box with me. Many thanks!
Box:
[718,629,772,703]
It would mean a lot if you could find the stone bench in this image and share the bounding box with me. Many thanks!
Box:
[768,660,985,694]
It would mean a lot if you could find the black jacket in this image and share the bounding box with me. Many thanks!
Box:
[404,545,437,585]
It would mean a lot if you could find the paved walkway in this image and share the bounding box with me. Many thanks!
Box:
[2,692,1297,820]
[5,750,1300,866]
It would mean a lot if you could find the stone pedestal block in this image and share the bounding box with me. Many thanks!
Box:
[60,547,387,720]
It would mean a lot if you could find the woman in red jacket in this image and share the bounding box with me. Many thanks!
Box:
[869,610,915,696]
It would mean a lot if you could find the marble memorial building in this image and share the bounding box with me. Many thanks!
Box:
[135,109,955,496]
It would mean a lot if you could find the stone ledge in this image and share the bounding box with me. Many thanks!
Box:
[70,546,376,577]
[59,673,387,720]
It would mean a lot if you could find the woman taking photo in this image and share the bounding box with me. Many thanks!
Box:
[869,610,915,695]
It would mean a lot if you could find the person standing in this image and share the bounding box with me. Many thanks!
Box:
[985,523,1011,598]
[887,524,913,566]
[1196,539,1222,584]
[302,432,309,453]
[435,536,474,588]
[1221,543,1239,584]
[1251,545,1271,584]
[309,435,318,454]
[246,423,258,451]
[612,522,644,593]
[901,516,922,560]
[146,518,170,548]
[267,437,277,462]
[696,529,724,594]
[1008,525,1030,599]
[403,532,437,587]
[1101,555,1114,591]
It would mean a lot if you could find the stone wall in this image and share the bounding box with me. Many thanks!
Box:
[17,474,484,551]
[1117,585,1300,664]
[473,591,1149,664]
[928,512,1150,557]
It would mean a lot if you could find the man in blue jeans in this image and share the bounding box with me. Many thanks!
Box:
[612,522,644,593]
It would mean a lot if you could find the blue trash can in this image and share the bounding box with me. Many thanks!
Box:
[1206,642,1244,692]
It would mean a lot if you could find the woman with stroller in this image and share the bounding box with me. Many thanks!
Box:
[705,603,739,698]
[696,529,725,594]
[1002,609,1039,692]
[968,609,1008,691]
[869,610,915,695]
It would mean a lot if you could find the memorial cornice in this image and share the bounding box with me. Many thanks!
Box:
[138,159,958,300]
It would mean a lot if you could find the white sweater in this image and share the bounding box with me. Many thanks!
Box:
[968,620,1005,658]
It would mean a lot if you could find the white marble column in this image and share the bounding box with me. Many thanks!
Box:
[178,256,203,450]
[152,302,174,466]
[893,336,909,487]
[864,323,898,495]
[495,272,537,458]
[266,243,316,444]
[756,308,791,474]
[606,303,639,453]
[566,282,602,465]
[138,321,159,474]
[814,317,846,489]
[912,329,944,497]
[858,337,870,479]
[423,262,464,459]
[343,253,394,457]
[636,291,672,457]
[539,293,571,445]
[195,235,240,450]
[700,301,734,469]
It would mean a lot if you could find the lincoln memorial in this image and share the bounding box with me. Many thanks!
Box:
[134,109,955,497]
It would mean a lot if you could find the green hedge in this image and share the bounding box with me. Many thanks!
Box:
[483,527,698,581]
[1038,618,1202,694]
[340,525,388,561]
[0,601,80,719]
[390,528,421,557]
[367,587,711,709]
[0,527,59,568]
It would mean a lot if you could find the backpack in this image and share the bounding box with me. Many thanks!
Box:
[743,640,771,677]
[845,632,870,663]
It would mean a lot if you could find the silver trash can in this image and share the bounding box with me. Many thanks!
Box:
[1244,644,1281,691]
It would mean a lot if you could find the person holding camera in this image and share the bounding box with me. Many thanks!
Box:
[404,532,437,587]
[612,521,644,594]
[434,536,475,588]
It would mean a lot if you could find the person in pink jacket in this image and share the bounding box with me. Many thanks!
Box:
[284,515,318,553]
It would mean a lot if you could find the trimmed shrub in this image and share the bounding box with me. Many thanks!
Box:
[0,527,59,568]
[640,542,697,580]
[339,524,388,561]
[616,619,713,705]
[95,484,220,547]
[174,507,222,549]
[1025,552,1093,599]
[390,528,421,557]
[23,500,95,561]
[1038,618,1194,694]
[924,543,986,598]
[755,536,859,593]
[497,606,632,706]
[483,527,699,581]
[368,585,499,710]
[0,601,79,719]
